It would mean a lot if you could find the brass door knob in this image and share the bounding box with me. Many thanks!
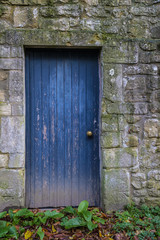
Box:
[87,131,93,137]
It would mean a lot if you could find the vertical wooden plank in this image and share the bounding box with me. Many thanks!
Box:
[78,51,87,202]
[33,50,43,207]
[41,50,50,207]
[64,51,72,206]
[71,51,79,206]
[56,50,65,206]
[49,50,57,207]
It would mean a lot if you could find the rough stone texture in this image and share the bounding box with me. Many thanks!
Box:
[103,148,138,168]
[0,0,160,211]
[0,154,8,168]
[0,117,25,153]
[8,154,24,168]
[103,169,130,210]
[0,169,24,212]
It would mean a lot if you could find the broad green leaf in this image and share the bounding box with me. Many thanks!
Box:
[93,216,105,224]
[8,209,14,220]
[62,206,76,215]
[44,210,64,219]
[60,216,69,226]
[82,211,92,222]
[38,216,48,224]
[64,217,86,229]
[78,200,89,213]
[87,221,97,231]
[35,212,44,217]
[0,211,7,219]
[0,227,9,237]
[37,226,44,240]
[8,226,19,239]
[15,209,34,218]
[0,220,7,229]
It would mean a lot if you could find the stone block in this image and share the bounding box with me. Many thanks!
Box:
[0,58,22,70]
[146,76,160,90]
[10,47,23,58]
[39,18,70,31]
[0,169,24,211]
[0,45,10,58]
[148,170,160,180]
[151,26,160,39]
[84,0,99,5]
[103,147,138,168]
[149,101,160,113]
[14,7,38,28]
[0,117,25,153]
[8,154,24,168]
[125,135,139,147]
[102,115,118,132]
[103,41,138,64]
[145,197,160,206]
[119,0,131,5]
[103,64,122,102]
[127,19,150,39]
[144,119,160,138]
[123,64,158,75]
[139,42,157,51]
[80,19,101,31]
[103,169,130,211]
[101,132,120,148]
[139,51,151,63]
[124,90,150,102]
[0,91,8,101]
[123,76,146,90]
[0,155,8,168]
[12,104,23,115]
[133,189,147,197]
[0,103,11,115]
[107,102,148,115]
[150,54,160,63]
[9,71,23,102]
[131,173,146,190]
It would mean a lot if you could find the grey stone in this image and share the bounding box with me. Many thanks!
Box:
[101,132,121,148]
[14,7,38,28]
[151,26,160,39]
[102,115,118,132]
[103,169,130,211]
[103,64,122,102]
[9,71,23,102]
[0,58,23,70]
[103,148,138,168]
[123,76,146,90]
[8,154,24,168]
[0,117,25,153]
[103,41,138,64]
[133,189,147,197]
[148,170,160,180]
[12,104,23,115]
[0,103,11,115]
[144,119,160,138]
[123,64,158,75]
[0,45,10,57]
[0,169,24,211]
[10,47,23,58]
[139,42,157,51]
[0,155,8,168]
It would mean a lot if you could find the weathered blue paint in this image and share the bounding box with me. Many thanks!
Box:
[25,49,100,208]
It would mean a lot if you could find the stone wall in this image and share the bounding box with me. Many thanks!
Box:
[0,0,160,211]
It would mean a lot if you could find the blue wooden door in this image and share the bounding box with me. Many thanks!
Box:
[25,49,100,208]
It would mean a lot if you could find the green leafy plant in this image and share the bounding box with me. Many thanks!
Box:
[114,203,160,239]
[61,200,104,231]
